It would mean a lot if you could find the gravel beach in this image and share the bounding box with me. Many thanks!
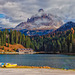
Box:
[0,68,75,75]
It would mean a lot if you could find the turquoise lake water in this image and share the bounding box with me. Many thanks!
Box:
[0,54,75,69]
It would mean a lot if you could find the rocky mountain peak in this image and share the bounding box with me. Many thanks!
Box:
[38,9,44,13]
[15,9,63,32]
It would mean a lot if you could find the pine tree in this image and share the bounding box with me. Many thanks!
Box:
[0,38,1,46]
[22,34,25,45]
[25,36,31,48]
[57,40,61,53]
[61,38,68,53]
[72,39,75,53]
[8,36,10,47]
[1,35,3,46]
[14,30,18,44]
[3,31,6,45]
[16,36,18,44]
[70,34,73,43]
[10,30,14,44]
[30,42,35,50]
[53,41,57,53]
[66,34,70,53]
[19,32,22,44]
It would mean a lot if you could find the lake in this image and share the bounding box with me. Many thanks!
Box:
[0,54,75,69]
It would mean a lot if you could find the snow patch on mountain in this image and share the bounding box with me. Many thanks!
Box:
[15,9,64,36]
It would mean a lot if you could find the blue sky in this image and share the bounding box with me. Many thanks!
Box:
[0,0,75,28]
[0,14,5,18]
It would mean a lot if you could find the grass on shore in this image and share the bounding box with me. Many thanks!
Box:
[0,66,51,69]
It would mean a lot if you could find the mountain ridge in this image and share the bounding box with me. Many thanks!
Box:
[56,21,75,32]
[15,9,63,31]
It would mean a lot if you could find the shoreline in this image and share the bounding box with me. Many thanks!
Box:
[0,66,75,71]
[0,66,75,75]
[0,68,75,75]
[0,52,75,55]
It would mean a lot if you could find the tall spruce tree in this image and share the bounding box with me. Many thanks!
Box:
[10,30,14,44]
[14,30,18,44]
[1,35,3,46]
[57,40,61,52]
[19,32,22,44]
[25,36,31,48]
[0,38,1,46]
[66,34,70,53]
[30,42,35,50]
[8,36,10,47]
[3,31,6,45]
[22,34,25,45]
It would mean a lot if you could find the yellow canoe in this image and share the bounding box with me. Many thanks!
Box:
[3,63,17,68]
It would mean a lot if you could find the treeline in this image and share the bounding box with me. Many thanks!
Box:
[31,28,75,53]
[0,29,34,49]
[0,28,75,53]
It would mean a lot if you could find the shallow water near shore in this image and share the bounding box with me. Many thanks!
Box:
[0,54,75,69]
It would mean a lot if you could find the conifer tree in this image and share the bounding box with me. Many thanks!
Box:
[57,40,61,52]
[30,42,35,50]
[0,38,1,46]
[10,30,14,44]
[3,31,6,45]
[8,36,10,47]
[16,36,18,44]
[22,34,25,45]
[1,35,3,46]
[25,36,31,48]
[70,33,73,43]
[19,32,22,44]
[14,30,18,44]
[66,34,70,53]
[72,39,75,53]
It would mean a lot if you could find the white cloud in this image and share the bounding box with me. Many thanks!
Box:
[0,0,75,28]
[0,18,18,28]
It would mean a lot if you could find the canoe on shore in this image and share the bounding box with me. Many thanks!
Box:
[0,63,17,68]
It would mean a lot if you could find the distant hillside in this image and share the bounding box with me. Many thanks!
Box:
[56,21,75,31]
[31,27,75,53]
[23,21,75,36]
[0,43,25,52]
[19,29,53,36]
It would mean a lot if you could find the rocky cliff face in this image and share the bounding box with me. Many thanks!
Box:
[15,9,63,31]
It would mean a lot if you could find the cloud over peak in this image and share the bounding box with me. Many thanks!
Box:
[0,0,75,28]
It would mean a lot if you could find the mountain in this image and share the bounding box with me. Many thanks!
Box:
[56,21,75,31]
[15,9,63,30]
[15,9,63,36]
[19,29,53,36]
